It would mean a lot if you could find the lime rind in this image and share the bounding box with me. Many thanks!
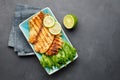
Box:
[71,14,78,27]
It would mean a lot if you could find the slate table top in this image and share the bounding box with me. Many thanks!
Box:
[0,0,120,80]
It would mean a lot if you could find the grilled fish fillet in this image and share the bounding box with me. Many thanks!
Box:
[46,34,63,55]
[29,11,63,55]
[29,12,44,43]
[34,26,54,53]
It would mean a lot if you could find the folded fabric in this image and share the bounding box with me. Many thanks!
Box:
[8,4,41,56]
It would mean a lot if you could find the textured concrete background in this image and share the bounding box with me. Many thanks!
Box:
[0,0,120,80]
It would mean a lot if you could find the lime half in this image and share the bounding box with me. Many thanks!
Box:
[63,14,78,29]
[43,16,55,28]
[49,22,62,35]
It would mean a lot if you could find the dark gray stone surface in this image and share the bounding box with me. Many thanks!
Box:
[0,0,120,80]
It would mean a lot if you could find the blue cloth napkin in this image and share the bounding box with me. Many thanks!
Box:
[8,4,41,56]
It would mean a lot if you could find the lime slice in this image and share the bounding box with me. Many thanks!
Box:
[63,14,78,29]
[49,22,62,35]
[43,16,55,27]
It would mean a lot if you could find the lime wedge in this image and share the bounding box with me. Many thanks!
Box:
[43,16,55,27]
[63,14,78,29]
[49,22,62,35]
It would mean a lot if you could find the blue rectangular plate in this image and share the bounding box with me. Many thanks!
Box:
[19,7,78,75]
